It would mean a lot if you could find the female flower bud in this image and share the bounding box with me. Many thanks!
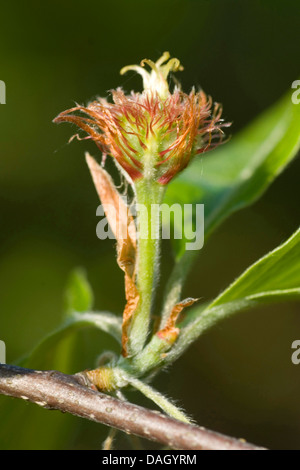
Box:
[54,52,229,185]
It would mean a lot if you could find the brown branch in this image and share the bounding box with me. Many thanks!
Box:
[0,364,265,450]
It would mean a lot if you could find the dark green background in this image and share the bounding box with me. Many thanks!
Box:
[0,0,300,449]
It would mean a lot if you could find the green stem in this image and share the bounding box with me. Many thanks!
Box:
[128,180,165,355]
[119,370,191,423]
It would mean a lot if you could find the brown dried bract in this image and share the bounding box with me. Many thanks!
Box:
[86,153,139,356]
[157,297,199,345]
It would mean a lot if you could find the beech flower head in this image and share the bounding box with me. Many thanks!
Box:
[54,52,229,185]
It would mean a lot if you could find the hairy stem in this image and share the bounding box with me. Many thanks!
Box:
[128,180,165,355]
[119,370,191,423]
[103,427,118,450]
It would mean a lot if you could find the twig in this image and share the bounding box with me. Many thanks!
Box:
[0,364,265,450]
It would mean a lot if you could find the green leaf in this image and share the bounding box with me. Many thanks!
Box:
[162,89,300,322]
[19,311,122,368]
[64,268,94,315]
[166,227,300,365]
[211,228,300,307]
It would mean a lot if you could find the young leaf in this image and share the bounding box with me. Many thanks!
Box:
[162,89,300,320]
[64,268,94,315]
[166,227,300,366]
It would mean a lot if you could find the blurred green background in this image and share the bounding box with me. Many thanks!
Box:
[1,0,300,450]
